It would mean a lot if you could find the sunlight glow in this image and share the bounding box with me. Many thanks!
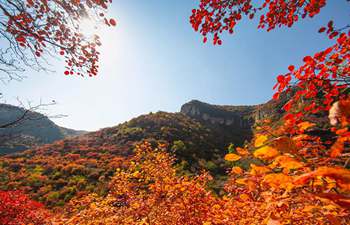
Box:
[79,17,101,38]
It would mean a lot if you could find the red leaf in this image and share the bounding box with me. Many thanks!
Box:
[109,18,117,26]
[318,27,326,33]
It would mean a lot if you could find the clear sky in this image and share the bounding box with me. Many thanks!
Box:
[1,1,349,131]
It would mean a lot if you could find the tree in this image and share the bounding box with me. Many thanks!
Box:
[0,0,116,140]
[191,1,350,223]
[191,1,349,124]
[0,100,63,129]
[0,0,116,80]
[191,1,347,43]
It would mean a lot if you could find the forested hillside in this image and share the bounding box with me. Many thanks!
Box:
[0,99,284,206]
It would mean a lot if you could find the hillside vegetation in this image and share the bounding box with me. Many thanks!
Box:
[0,99,284,207]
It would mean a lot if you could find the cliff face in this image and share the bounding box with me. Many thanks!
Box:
[181,100,256,128]
[180,98,286,134]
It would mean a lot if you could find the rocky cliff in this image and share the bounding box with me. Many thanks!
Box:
[181,98,285,129]
[181,100,256,128]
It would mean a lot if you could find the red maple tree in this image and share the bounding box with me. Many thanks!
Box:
[0,0,116,79]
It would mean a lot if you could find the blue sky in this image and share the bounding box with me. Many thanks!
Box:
[2,1,349,131]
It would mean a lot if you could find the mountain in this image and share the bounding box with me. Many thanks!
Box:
[180,98,286,140]
[0,104,86,154]
[0,98,286,206]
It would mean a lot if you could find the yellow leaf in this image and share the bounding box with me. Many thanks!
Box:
[224,153,241,161]
[253,146,279,160]
[255,134,268,147]
[132,171,141,178]
[297,121,316,132]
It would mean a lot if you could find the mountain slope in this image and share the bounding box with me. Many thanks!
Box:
[0,98,285,206]
[0,104,85,154]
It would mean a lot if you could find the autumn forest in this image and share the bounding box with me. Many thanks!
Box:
[0,0,350,224]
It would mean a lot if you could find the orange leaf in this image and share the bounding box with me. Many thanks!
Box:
[250,164,271,176]
[267,218,281,225]
[253,146,279,160]
[235,178,248,185]
[330,137,345,158]
[317,193,350,209]
[239,193,250,201]
[270,155,303,172]
[224,153,241,162]
[271,136,297,154]
[236,147,249,156]
[297,121,316,132]
[231,166,243,174]
[294,167,350,190]
[263,173,293,189]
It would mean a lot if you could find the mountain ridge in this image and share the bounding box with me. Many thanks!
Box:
[0,103,86,154]
[0,97,287,206]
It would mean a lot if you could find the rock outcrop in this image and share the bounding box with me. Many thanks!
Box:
[181,100,256,128]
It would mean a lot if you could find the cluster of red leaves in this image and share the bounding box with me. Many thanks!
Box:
[190,0,327,44]
[221,29,350,220]
[273,31,350,128]
[2,0,116,77]
[221,97,350,223]
[0,190,49,225]
[191,1,350,223]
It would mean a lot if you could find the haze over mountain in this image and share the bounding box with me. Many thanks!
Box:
[0,104,86,154]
